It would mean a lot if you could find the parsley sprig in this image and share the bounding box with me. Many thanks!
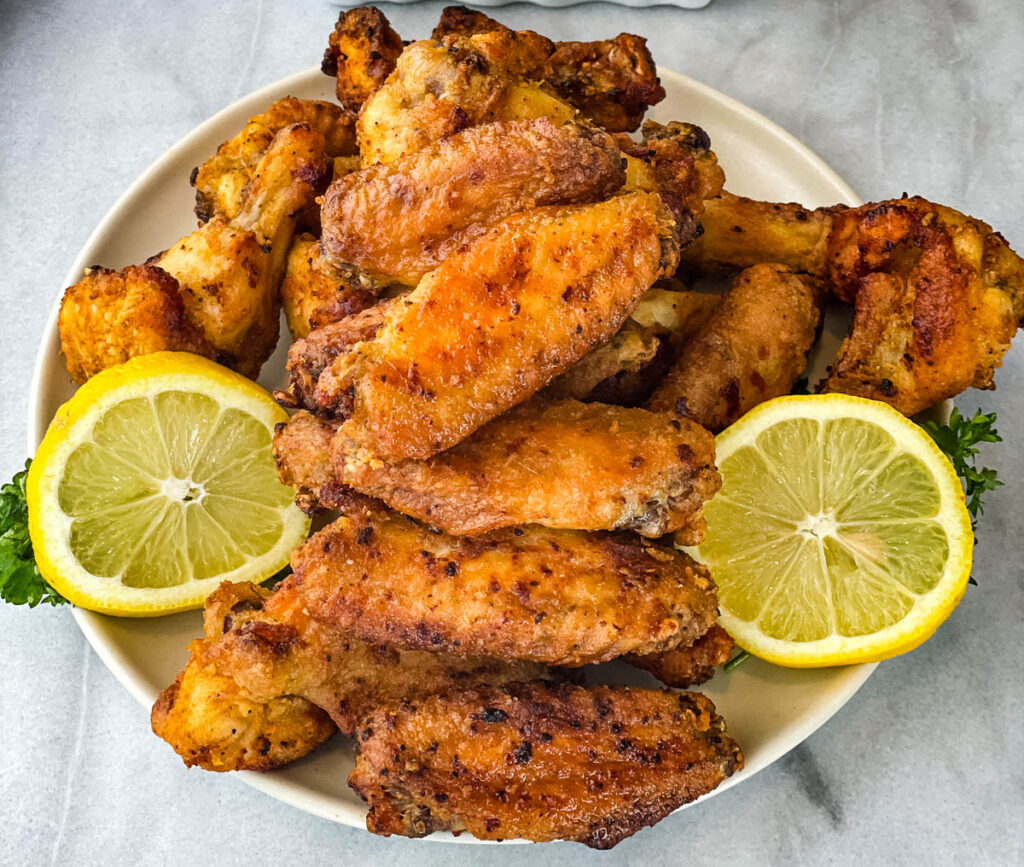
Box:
[0,460,67,607]
[921,408,1002,526]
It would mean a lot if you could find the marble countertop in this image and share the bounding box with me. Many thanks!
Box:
[1,1,1022,864]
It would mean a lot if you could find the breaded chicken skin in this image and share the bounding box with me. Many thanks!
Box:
[628,623,735,688]
[349,681,743,847]
[315,193,680,460]
[281,495,720,667]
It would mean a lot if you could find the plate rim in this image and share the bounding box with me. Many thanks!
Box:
[28,64,878,840]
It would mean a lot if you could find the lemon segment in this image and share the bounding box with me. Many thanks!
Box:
[692,394,973,667]
[27,352,310,616]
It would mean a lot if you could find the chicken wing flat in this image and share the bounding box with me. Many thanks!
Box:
[281,495,719,667]
[323,399,720,541]
[191,97,355,223]
[349,681,743,847]
[321,6,403,113]
[60,123,330,381]
[820,197,1024,414]
[280,234,377,338]
[431,7,665,132]
[314,192,679,460]
[681,192,836,274]
[59,265,217,383]
[627,623,735,689]
[319,117,625,287]
[152,580,547,770]
[646,264,822,431]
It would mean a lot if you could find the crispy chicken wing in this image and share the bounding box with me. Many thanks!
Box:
[312,192,679,460]
[60,123,330,381]
[282,495,719,667]
[318,399,721,541]
[59,265,217,383]
[357,30,569,166]
[321,6,403,113]
[191,97,355,223]
[820,197,1024,414]
[627,623,735,688]
[320,117,625,287]
[682,193,1024,414]
[431,7,665,132]
[349,681,743,847]
[646,264,822,431]
[280,234,377,338]
[152,580,547,770]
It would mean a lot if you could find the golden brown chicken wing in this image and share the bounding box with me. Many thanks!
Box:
[280,234,377,339]
[820,197,1024,414]
[59,265,216,383]
[60,123,330,381]
[316,399,721,541]
[313,192,679,460]
[191,97,355,223]
[627,623,735,688]
[319,117,625,287]
[152,580,548,770]
[348,681,743,847]
[281,495,719,667]
[321,6,403,113]
[431,7,665,132]
[646,264,822,431]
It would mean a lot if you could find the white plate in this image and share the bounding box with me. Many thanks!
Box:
[30,66,872,839]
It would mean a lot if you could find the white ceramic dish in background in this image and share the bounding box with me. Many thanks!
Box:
[30,66,872,839]
[385,0,713,7]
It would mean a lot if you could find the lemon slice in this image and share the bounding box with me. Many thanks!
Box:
[28,352,309,616]
[693,394,972,667]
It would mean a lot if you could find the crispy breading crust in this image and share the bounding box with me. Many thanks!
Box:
[321,6,403,113]
[58,264,217,384]
[349,681,743,848]
[328,398,720,541]
[628,624,735,688]
[320,117,626,287]
[151,581,549,770]
[192,97,355,224]
[646,264,822,432]
[281,234,377,339]
[821,197,1024,414]
[316,193,680,460]
[284,497,720,666]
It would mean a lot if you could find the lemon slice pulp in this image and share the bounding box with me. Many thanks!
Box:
[28,353,310,615]
[693,394,972,667]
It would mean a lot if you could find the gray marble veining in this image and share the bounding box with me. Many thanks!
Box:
[1,1,1022,864]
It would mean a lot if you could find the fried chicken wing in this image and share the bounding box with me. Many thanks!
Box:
[317,399,720,541]
[320,117,625,287]
[60,123,330,381]
[681,192,836,274]
[152,580,547,770]
[683,193,1024,414]
[191,97,355,223]
[349,681,743,847]
[280,234,377,338]
[627,623,735,688]
[312,192,679,460]
[357,30,568,166]
[321,6,403,113]
[281,495,719,666]
[59,265,217,383]
[432,7,666,132]
[646,264,822,431]
[820,197,1024,414]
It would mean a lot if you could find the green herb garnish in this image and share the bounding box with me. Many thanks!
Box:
[723,650,750,673]
[0,460,67,607]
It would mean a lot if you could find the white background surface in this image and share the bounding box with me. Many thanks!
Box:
[1,1,1022,864]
